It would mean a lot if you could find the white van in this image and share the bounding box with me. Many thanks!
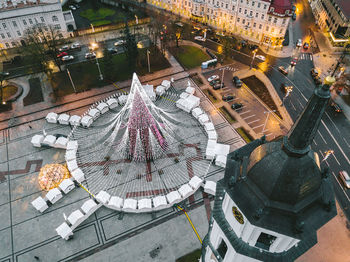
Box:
[339,171,350,189]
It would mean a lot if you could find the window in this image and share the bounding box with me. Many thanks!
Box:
[6,32,11,38]
[34,18,38,24]
[242,19,245,24]
[264,4,267,9]
[232,5,235,10]
[29,18,33,24]
[55,24,61,30]
[274,18,277,23]
[12,21,17,27]
[252,1,255,6]
[255,12,258,18]
[266,26,269,31]
[52,16,58,22]
[237,17,240,22]
[221,2,223,8]
[217,239,228,259]
[270,7,274,12]
[250,11,253,16]
[2,23,6,29]
[255,233,277,251]
[58,33,63,38]
[279,28,283,34]
[40,17,45,23]
[258,2,260,8]
[17,31,21,36]
[226,3,228,8]
[282,19,286,24]
[5,43,10,48]
[261,14,264,19]
[23,19,27,25]
[239,7,241,13]
[253,22,256,27]
[246,0,249,5]
[271,28,274,33]
[259,24,262,29]
[244,9,247,14]
[1,33,4,39]
[11,42,16,47]
[268,16,272,22]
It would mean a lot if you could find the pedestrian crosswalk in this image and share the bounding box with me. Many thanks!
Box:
[299,53,313,61]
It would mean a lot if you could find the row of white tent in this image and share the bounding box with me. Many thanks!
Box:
[56,177,217,240]
[175,86,230,168]
[31,134,69,149]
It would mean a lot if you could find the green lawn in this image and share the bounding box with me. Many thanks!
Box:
[23,78,44,106]
[80,8,115,21]
[170,45,210,69]
[219,106,236,123]
[51,47,170,97]
[237,127,253,143]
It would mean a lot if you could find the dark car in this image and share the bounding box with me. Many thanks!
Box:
[240,40,247,47]
[232,76,242,87]
[107,47,118,54]
[278,66,288,75]
[292,13,297,20]
[222,94,235,101]
[232,102,243,110]
[280,83,287,93]
[213,82,225,90]
[209,79,221,86]
[249,44,258,51]
[303,42,309,49]
[292,5,296,12]
[330,102,342,113]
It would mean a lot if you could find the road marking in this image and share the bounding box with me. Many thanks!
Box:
[297,99,304,109]
[313,140,318,146]
[333,152,341,166]
[325,112,341,135]
[317,130,327,144]
[310,55,313,61]
[343,138,350,148]
[252,124,264,129]
[239,110,251,115]
[290,101,297,111]
[332,172,350,203]
[242,114,256,120]
[247,119,260,125]
[265,133,273,137]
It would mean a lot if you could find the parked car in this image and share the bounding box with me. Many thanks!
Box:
[85,52,96,59]
[292,5,296,12]
[89,42,98,51]
[256,55,266,61]
[69,5,76,10]
[249,44,258,51]
[330,102,342,113]
[59,45,69,52]
[57,51,68,58]
[303,42,309,49]
[213,82,224,90]
[290,57,298,66]
[278,66,288,75]
[232,102,243,110]
[194,36,206,42]
[310,68,319,78]
[292,13,297,20]
[296,39,302,47]
[222,94,235,102]
[114,40,126,46]
[339,171,350,189]
[70,42,81,49]
[73,4,80,8]
[208,75,219,82]
[107,47,118,54]
[232,76,242,87]
[240,40,247,47]
[209,79,221,86]
[61,55,74,61]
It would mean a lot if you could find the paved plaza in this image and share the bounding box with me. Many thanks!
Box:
[0,76,246,262]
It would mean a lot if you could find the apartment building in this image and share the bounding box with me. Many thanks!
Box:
[147,0,293,45]
[0,0,76,49]
[309,0,349,45]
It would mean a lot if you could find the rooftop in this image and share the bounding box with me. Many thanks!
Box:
[0,0,58,12]
[333,0,350,19]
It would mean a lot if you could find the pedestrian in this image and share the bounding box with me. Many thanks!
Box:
[34,256,40,260]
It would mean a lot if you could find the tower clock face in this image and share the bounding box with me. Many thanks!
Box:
[232,206,244,224]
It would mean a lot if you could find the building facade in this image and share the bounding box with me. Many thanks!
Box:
[0,0,76,49]
[147,0,293,45]
[201,76,337,261]
[309,0,350,45]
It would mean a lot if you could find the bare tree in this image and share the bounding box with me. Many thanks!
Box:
[23,24,64,74]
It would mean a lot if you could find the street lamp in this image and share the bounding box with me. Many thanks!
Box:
[219,66,236,89]
[95,56,103,81]
[261,109,276,134]
[281,86,293,106]
[250,49,257,70]
[0,71,10,105]
[147,49,151,73]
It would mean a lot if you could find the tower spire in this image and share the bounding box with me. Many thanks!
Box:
[283,76,335,156]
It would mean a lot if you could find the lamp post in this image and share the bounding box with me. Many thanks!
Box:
[66,68,76,93]
[0,71,10,105]
[262,109,276,134]
[219,66,236,89]
[147,49,151,73]
[281,86,293,106]
[250,49,257,70]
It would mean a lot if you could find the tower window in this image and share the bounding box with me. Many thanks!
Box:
[217,238,228,259]
[255,232,277,251]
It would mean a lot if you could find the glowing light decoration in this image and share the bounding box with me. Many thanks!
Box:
[38,164,71,191]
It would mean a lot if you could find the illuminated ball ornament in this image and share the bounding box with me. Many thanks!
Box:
[38,164,71,191]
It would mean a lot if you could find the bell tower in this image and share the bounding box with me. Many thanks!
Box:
[201,77,337,262]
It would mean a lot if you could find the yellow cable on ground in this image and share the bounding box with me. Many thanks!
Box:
[177,205,202,244]
[78,183,95,198]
